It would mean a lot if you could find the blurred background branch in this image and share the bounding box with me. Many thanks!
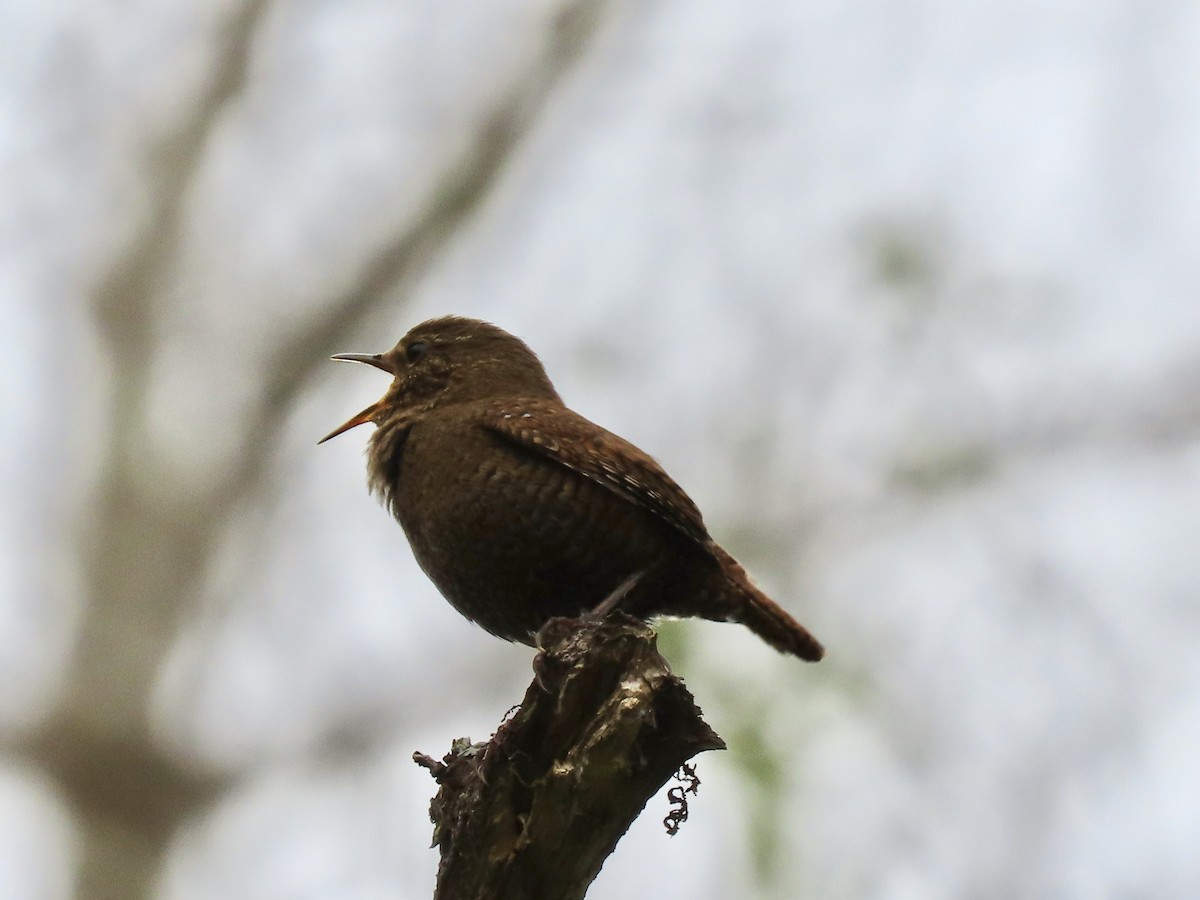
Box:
[9,1,612,898]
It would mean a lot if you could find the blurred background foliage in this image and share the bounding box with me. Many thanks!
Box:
[2,1,1199,898]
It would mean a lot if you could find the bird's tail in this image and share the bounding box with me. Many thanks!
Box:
[711,546,825,662]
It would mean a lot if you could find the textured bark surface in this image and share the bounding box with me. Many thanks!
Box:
[415,615,726,900]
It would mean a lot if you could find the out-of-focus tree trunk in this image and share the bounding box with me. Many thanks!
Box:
[10,0,613,896]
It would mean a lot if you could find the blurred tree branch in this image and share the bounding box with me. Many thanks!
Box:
[416,615,725,900]
[15,1,616,898]
[245,0,614,486]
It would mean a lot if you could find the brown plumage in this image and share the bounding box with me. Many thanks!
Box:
[320,316,824,661]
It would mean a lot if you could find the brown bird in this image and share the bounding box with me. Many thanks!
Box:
[320,316,823,661]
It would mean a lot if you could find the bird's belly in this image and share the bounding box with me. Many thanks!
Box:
[393,426,667,643]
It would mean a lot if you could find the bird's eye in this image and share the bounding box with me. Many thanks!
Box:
[405,341,429,363]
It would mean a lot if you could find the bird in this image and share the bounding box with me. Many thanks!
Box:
[320,316,823,662]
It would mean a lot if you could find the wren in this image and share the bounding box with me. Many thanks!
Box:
[320,316,824,661]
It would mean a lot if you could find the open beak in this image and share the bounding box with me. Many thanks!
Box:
[329,352,393,373]
[318,352,395,444]
[318,400,386,444]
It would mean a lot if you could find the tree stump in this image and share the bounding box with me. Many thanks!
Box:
[414,614,726,900]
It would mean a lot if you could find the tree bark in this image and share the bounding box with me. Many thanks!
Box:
[415,615,726,900]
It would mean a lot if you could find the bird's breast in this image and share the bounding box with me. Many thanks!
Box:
[384,410,680,641]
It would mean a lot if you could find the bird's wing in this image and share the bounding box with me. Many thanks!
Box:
[480,398,711,545]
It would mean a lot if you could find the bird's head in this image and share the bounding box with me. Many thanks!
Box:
[319,316,560,444]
